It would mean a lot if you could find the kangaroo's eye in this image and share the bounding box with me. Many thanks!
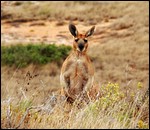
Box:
[75,38,79,42]
[84,39,88,43]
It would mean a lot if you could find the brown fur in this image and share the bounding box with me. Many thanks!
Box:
[60,24,96,103]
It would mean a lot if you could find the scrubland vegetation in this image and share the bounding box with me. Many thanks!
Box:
[1,1,149,129]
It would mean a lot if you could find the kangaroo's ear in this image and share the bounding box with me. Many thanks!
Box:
[85,26,95,37]
[69,24,78,37]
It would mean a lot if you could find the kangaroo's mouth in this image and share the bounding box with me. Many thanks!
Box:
[77,46,85,53]
[77,48,84,52]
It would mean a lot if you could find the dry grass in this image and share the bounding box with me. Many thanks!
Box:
[1,1,149,129]
[2,1,148,25]
[1,81,149,129]
[1,64,61,105]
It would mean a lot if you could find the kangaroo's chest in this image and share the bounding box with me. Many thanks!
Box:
[68,58,88,77]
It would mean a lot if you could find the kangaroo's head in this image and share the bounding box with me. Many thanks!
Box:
[69,24,95,53]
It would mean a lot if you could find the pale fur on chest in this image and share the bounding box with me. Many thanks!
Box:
[60,54,94,96]
[66,57,89,79]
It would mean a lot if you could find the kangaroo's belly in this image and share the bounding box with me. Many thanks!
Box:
[66,61,89,96]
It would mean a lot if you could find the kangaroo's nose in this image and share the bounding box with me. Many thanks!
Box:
[78,43,84,51]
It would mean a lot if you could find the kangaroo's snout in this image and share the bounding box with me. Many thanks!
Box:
[77,39,86,52]
[78,43,84,51]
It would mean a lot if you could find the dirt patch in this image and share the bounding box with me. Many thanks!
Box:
[1,17,133,46]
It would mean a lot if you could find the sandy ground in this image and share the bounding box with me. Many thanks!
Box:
[1,18,130,46]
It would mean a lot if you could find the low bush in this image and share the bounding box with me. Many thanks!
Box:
[1,43,71,68]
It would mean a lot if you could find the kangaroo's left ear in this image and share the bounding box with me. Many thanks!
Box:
[85,26,95,37]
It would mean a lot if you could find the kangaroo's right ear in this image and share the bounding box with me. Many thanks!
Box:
[69,24,78,37]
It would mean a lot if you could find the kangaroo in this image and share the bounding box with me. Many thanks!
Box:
[60,24,95,103]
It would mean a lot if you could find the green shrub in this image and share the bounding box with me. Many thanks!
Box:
[1,43,71,68]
